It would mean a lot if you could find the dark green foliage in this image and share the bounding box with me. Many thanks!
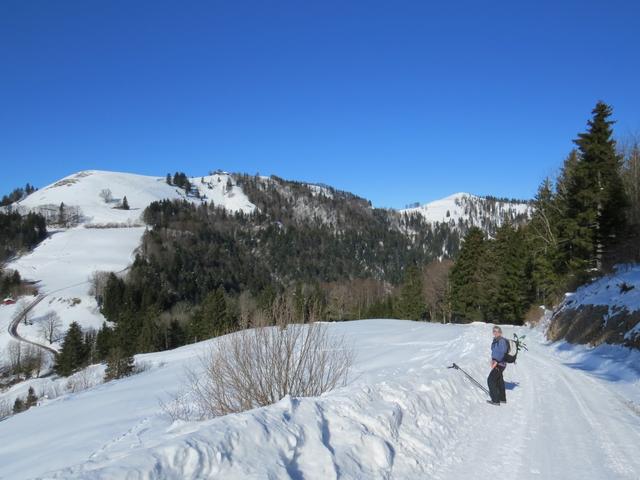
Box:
[172,172,192,192]
[0,211,47,262]
[1,183,36,206]
[104,347,135,381]
[121,196,130,210]
[25,387,38,408]
[449,225,533,324]
[396,265,426,320]
[54,322,89,376]
[561,102,629,279]
[166,173,172,185]
[96,323,114,361]
[189,287,230,341]
[164,320,186,350]
[449,228,488,322]
[448,102,631,324]
[13,397,25,414]
[488,224,533,324]
[0,268,23,299]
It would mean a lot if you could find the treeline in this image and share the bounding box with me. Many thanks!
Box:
[449,102,638,324]
[0,183,37,206]
[0,211,47,262]
[0,269,22,299]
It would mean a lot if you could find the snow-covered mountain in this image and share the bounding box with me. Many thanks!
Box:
[0,170,533,354]
[0,170,255,352]
[10,169,255,226]
[1,320,639,479]
[401,192,532,232]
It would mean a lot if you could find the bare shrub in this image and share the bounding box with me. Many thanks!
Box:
[99,188,113,204]
[0,398,12,420]
[67,367,100,393]
[164,298,353,420]
[7,341,22,374]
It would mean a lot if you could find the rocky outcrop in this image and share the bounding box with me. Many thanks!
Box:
[547,305,640,349]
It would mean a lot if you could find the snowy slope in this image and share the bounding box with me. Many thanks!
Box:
[12,170,255,225]
[0,320,638,479]
[563,264,640,315]
[550,264,640,346]
[0,170,256,352]
[401,192,531,230]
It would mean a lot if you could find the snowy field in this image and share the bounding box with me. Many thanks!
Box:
[0,320,638,480]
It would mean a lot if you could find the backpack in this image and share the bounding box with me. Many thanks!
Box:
[503,333,527,363]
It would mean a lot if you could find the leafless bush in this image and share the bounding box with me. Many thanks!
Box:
[0,398,11,420]
[163,298,353,420]
[67,367,100,393]
[99,188,113,204]
[6,341,43,378]
[7,341,22,374]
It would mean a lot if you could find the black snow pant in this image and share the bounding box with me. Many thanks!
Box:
[487,365,506,403]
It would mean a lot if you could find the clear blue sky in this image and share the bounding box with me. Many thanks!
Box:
[1,1,639,208]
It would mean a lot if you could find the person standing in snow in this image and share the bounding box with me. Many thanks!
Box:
[487,326,508,405]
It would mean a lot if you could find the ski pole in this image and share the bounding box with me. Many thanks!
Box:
[448,363,490,395]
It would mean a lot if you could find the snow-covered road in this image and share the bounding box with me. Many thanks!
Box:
[0,320,638,479]
[437,329,640,480]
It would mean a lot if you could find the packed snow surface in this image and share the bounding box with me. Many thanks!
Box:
[0,320,638,479]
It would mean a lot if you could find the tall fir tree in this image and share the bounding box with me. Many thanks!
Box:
[449,228,487,322]
[564,102,628,278]
[104,346,135,381]
[489,224,532,324]
[396,265,426,320]
[54,322,88,376]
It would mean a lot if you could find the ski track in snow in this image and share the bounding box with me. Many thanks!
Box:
[0,320,638,480]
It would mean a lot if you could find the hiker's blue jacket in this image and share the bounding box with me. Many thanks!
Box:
[491,337,508,365]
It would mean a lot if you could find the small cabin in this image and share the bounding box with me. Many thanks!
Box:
[2,297,16,305]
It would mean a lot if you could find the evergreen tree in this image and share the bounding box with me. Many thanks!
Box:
[564,102,629,277]
[58,202,67,227]
[137,307,161,353]
[449,228,487,322]
[13,397,25,414]
[396,265,426,320]
[190,287,229,340]
[165,320,185,350]
[95,323,114,361]
[489,224,532,324]
[25,387,38,408]
[166,173,172,185]
[121,196,130,210]
[104,347,135,381]
[54,322,88,376]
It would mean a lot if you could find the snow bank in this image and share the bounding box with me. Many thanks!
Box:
[1,320,638,479]
[0,321,496,479]
[552,264,640,345]
[563,264,640,315]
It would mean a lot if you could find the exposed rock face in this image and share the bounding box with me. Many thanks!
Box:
[547,306,640,349]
